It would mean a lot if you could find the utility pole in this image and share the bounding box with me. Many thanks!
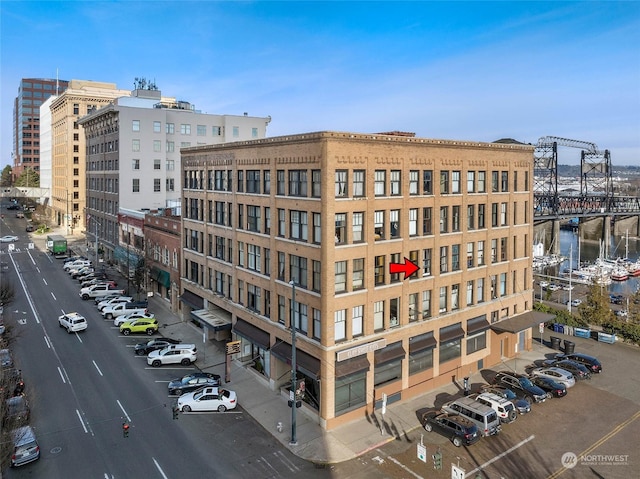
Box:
[289,280,298,446]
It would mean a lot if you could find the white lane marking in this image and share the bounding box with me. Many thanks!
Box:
[58,366,67,384]
[44,336,51,348]
[43,278,48,285]
[145,367,195,370]
[152,457,169,479]
[75,332,83,343]
[257,455,279,475]
[376,449,423,479]
[273,450,300,472]
[92,360,104,376]
[467,434,535,476]
[51,291,57,301]
[76,409,88,433]
[117,400,131,423]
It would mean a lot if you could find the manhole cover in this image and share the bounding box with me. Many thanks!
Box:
[50,446,62,454]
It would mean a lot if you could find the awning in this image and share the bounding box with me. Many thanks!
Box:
[150,266,171,288]
[374,341,406,365]
[335,355,370,378]
[180,289,203,309]
[439,323,465,343]
[467,315,491,335]
[490,311,556,334]
[270,341,321,379]
[409,332,437,353]
[190,308,232,331]
[233,318,270,349]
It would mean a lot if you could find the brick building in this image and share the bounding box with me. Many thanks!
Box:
[180,131,548,430]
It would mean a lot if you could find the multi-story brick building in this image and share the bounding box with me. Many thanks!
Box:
[180,131,549,430]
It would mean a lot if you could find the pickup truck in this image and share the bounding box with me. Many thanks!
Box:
[79,283,126,300]
[101,301,149,320]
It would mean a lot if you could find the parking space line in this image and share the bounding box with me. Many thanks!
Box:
[375,449,424,479]
[467,435,535,476]
[152,457,169,479]
[117,399,131,423]
[546,411,640,479]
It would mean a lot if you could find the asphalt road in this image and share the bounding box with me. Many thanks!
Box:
[1,208,330,478]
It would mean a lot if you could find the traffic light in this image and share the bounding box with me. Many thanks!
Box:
[122,422,130,438]
[432,452,442,470]
[173,405,179,420]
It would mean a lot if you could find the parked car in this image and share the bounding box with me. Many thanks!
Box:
[5,395,30,427]
[114,312,155,327]
[562,284,574,291]
[71,267,94,279]
[81,278,117,289]
[481,385,531,414]
[421,411,481,447]
[570,299,582,307]
[63,255,87,264]
[555,352,602,373]
[530,367,576,388]
[609,294,624,305]
[539,280,549,288]
[168,372,222,396]
[10,426,40,467]
[543,359,592,380]
[120,317,158,336]
[134,337,181,356]
[103,301,149,320]
[493,372,547,403]
[147,344,196,366]
[25,224,34,232]
[77,271,108,282]
[177,386,237,412]
[97,296,133,310]
[63,260,91,271]
[93,291,123,303]
[529,376,567,398]
[471,392,518,423]
[0,235,19,243]
[547,283,561,292]
[1,349,14,368]
[79,283,125,300]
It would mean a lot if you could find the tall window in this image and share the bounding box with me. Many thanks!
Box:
[290,210,308,241]
[335,310,346,341]
[264,170,271,194]
[423,207,433,235]
[335,213,346,244]
[422,248,432,276]
[491,239,498,263]
[132,179,140,193]
[352,212,363,242]
[501,202,508,226]
[312,260,321,292]
[467,242,474,268]
[452,171,461,193]
[439,286,447,313]
[423,170,433,194]
[375,255,385,285]
[439,206,448,233]
[389,210,400,238]
[451,284,460,310]
[278,209,285,236]
[440,246,448,274]
[501,171,509,192]
[467,280,474,306]
[491,203,499,227]
[440,171,449,194]
[313,213,322,243]
[422,290,432,319]
[478,171,486,193]
[409,171,419,195]
[409,293,418,322]
[373,301,384,331]
[477,278,485,303]
[353,170,365,197]
[492,171,499,192]
[132,120,140,131]
[352,305,363,337]
[353,258,364,290]
[374,170,386,196]
[390,170,401,195]
[311,170,320,197]
[335,261,347,293]
[467,205,475,230]
[477,241,485,266]
[288,170,307,197]
[409,209,418,236]
[451,244,460,271]
[374,211,385,240]
[452,206,460,232]
[335,170,347,197]
[467,171,475,193]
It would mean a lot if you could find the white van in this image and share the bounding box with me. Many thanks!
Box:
[11,426,40,467]
[441,396,502,436]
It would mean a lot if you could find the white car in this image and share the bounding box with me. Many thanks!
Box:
[177,386,237,413]
[97,296,133,310]
[570,299,582,307]
[0,235,19,243]
[147,344,197,367]
[547,284,561,292]
[530,367,576,388]
[113,312,155,327]
[562,284,575,291]
[58,312,88,333]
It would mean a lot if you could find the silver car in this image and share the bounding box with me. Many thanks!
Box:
[531,367,576,388]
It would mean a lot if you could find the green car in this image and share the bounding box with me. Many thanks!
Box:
[120,318,158,336]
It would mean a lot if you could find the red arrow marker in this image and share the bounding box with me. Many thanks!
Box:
[389,258,419,278]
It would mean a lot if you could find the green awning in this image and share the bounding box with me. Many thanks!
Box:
[150,266,171,288]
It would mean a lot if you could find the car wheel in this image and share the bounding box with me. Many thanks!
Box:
[218,405,227,413]
[82,294,89,300]
[152,360,161,367]
[452,437,463,447]
[146,328,155,336]
[135,350,145,356]
[59,322,63,328]
[424,423,433,432]
[169,389,177,396]
[106,313,113,319]
[67,328,73,334]
[182,405,191,412]
[122,329,130,336]
[180,358,191,366]
[508,410,517,422]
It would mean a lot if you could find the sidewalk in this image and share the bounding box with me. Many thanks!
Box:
[142,291,553,465]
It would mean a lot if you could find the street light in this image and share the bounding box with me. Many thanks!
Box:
[289,280,298,446]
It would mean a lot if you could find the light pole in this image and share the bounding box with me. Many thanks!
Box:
[289,280,298,446]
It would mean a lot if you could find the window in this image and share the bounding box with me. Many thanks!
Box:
[335,261,347,293]
[277,170,285,195]
[180,124,191,135]
[166,160,175,171]
[352,305,363,337]
[491,171,499,192]
[501,202,508,226]
[501,171,509,192]
[290,210,308,241]
[312,260,321,292]
[374,170,386,196]
[353,170,365,197]
[335,369,366,415]
[153,121,161,133]
[491,239,498,263]
[408,293,418,322]
[422,290,432,319]
[278,209,285,236]
[389,298,399,327]
[237,171,244,192]
[478,204,485,229]
[422,248,432,276]
[247,170,260,193]
[389,210,400,238]
[501,237,508,261]
[439,335,462,363]
[232,126,239,137]
[247,284,261,313]
[264,207,270,234]
[423,207,433,235]
[500,272,507,296]
[525,171,529,191]
[491,203,499,227]
[374,211,385,240]
[335,213,346,244]
[390,252,401,283]
[132,179,140,193]
[451,244,460,271]
[352,212,363,242]
[478,171,486,193]
[288,170,308,197]
[248,205,261,232]
[477,278,485,303]
[313,213,322,243]
[467,171,475,193]
[166,123,175,134]
[374,255,385,285]
[477,241,485,266]
[439,206,448,233]
[313,309,321,340]
[440,246,448,274]
[467,205,475,230]
[335,170,347,197]
[491,275,498,299]
[467,280,474,306]
[278,252,285,280]
[467,331,487,354]
[154,179,161,192]
[423,170,433,194]
[153,140,161,152]
[452,206,460,232]
[409,336,434,375]
[409,208,418,236]
[440,171,449,194]
[373,301,384,331]
[166,141,174,153]
[197,125,207,136]
[452,171,461,193]
[390,170,401,195]
[132,120,140,132]
[353,258,364,290]
[451,284,460,310]
[154,159,161,170]
[264,170,271,194]
[132,139,140,152]
[166,178,175,191]
[409,171,419,195]
[132,159,140,170]
[467,242,474,268]
[290,255,308,287]
[334,310,346,341]
[439,286,448,313]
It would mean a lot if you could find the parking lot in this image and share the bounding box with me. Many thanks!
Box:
[366,332,639,479]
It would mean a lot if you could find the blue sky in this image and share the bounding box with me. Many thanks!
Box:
[2,1,639,167]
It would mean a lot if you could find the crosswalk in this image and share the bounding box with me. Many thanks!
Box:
[233,450,302,477]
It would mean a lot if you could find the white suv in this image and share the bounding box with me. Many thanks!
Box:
[58,312,88,333]
[472,392,517,423]
[147,344,197,367]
